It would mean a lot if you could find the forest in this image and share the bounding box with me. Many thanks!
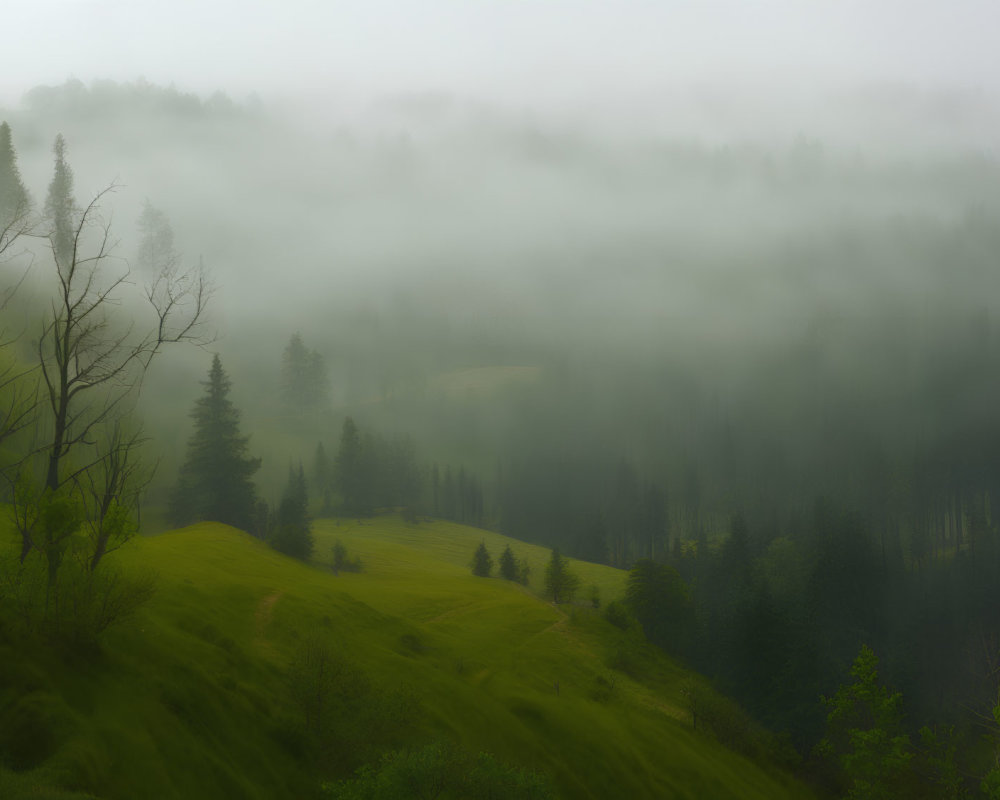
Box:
[1,76,1000,798]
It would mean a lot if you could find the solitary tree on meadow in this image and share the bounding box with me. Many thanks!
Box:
[169,354,260,530]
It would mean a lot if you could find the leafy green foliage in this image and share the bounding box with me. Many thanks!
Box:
[817,645,912,800]
[624,559,691,656]
[287,636,418,774]
[915,726,963,800]
[331,539,362,574]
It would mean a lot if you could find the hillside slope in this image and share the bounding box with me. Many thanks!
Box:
[0,516,812,799]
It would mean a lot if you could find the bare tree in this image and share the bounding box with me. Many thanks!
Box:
[37,184,211,494]
[78,419,154,572]
[14,180,211,599]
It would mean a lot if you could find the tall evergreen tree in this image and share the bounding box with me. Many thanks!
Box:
[0,121,30,223]
[271,463,312,560]
[169,355,261,530]
[544,548,580,604]
[472,542,493,577]
[135,200,177,275]
[499,544,518,581]
[334,416,367,515]
[281,332,328,409]
[44,134,76,265]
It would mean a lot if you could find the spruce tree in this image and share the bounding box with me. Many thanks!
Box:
[271,463,313,560]
[334,416,368,515]
[472,542,493,577]
[0,121,30,223]
[499,545,518,581]
[135,200,177,275]
[281,333,328,409]
[169,354,261,530]
[44,134,76,265]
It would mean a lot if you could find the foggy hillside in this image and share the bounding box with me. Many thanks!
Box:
[3,77,999,516]
[4,4,1000,793]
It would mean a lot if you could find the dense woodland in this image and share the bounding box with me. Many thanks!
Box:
[2,80,1000,797]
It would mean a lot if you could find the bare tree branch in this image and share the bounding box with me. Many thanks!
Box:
[37,183,213,493]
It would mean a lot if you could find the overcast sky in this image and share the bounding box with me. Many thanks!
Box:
[3,1,998,107]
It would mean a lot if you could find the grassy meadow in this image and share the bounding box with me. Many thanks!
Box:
[0,514,812,799]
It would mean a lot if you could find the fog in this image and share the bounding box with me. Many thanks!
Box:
[4,2,1000,486]
[6,2,1000,786]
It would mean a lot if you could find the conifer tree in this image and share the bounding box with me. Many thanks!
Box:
[0,121,30,225]
[334,416,370,515]
[472,541,493,577]
[499,544,518,581]
[135,200,177,275]
[544,548,580,604]
[271,463,312,560]
[281,333,328,409]
[44,134,76,265]
[169,355,261,530]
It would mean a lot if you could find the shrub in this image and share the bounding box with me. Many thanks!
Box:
[331,540,362,574]
[603,600,634,631]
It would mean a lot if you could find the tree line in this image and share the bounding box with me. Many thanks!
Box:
[615,500,1000,798]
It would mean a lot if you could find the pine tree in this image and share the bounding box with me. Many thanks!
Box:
[169,355,261,530]
[135,200,177,275]
[0,121,30,223]
[335,416,368,515]
[472,542,493,577]
[544,548,580,604]
[44,134,76,265]
[499,544,518,581]
[281,333,328,409]
[271,463,313,560]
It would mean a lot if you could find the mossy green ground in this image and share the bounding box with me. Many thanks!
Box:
[1,515,812,799]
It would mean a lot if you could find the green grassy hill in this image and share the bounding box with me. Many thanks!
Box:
[1,515,812,799]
